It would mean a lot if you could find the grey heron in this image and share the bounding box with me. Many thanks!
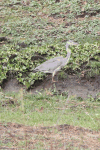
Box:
[33,40,78,82]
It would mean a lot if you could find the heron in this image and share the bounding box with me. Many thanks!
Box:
[33,40,78,82]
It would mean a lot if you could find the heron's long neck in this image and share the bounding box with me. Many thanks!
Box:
[66,48,71,58]
[66,44,71,54]
[62,48,71,66]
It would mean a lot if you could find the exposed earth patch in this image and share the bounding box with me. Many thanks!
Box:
[3,74,100,99]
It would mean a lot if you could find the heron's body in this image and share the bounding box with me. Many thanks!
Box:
[33,40,78,82]
[34,56,67,73]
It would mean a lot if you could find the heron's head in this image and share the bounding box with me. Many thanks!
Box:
[66,40,78,49]
[67,40,78,45]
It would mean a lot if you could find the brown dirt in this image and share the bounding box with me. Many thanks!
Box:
[0,122,100,149]
[3,74,100,99]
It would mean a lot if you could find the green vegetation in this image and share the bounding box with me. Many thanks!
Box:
[0,90,100,130]
[0,0,100,129]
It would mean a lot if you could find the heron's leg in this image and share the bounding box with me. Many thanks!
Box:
[52,77,57,82]
[52,71,58,82]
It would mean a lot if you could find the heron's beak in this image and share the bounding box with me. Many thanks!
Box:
[67,40,79,45]
[73,42,79,46]
[71,42,79,46]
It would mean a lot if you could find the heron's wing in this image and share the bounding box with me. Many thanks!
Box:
[34,56,63,73]
[43,56,63,63]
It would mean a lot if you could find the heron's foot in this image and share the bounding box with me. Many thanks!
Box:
[52,80,58,83]
[52,79,63,83]
[52,76,59,83]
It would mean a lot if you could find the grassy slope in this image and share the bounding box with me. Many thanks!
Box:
[0,90,100,130]
[0,0,100,131]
